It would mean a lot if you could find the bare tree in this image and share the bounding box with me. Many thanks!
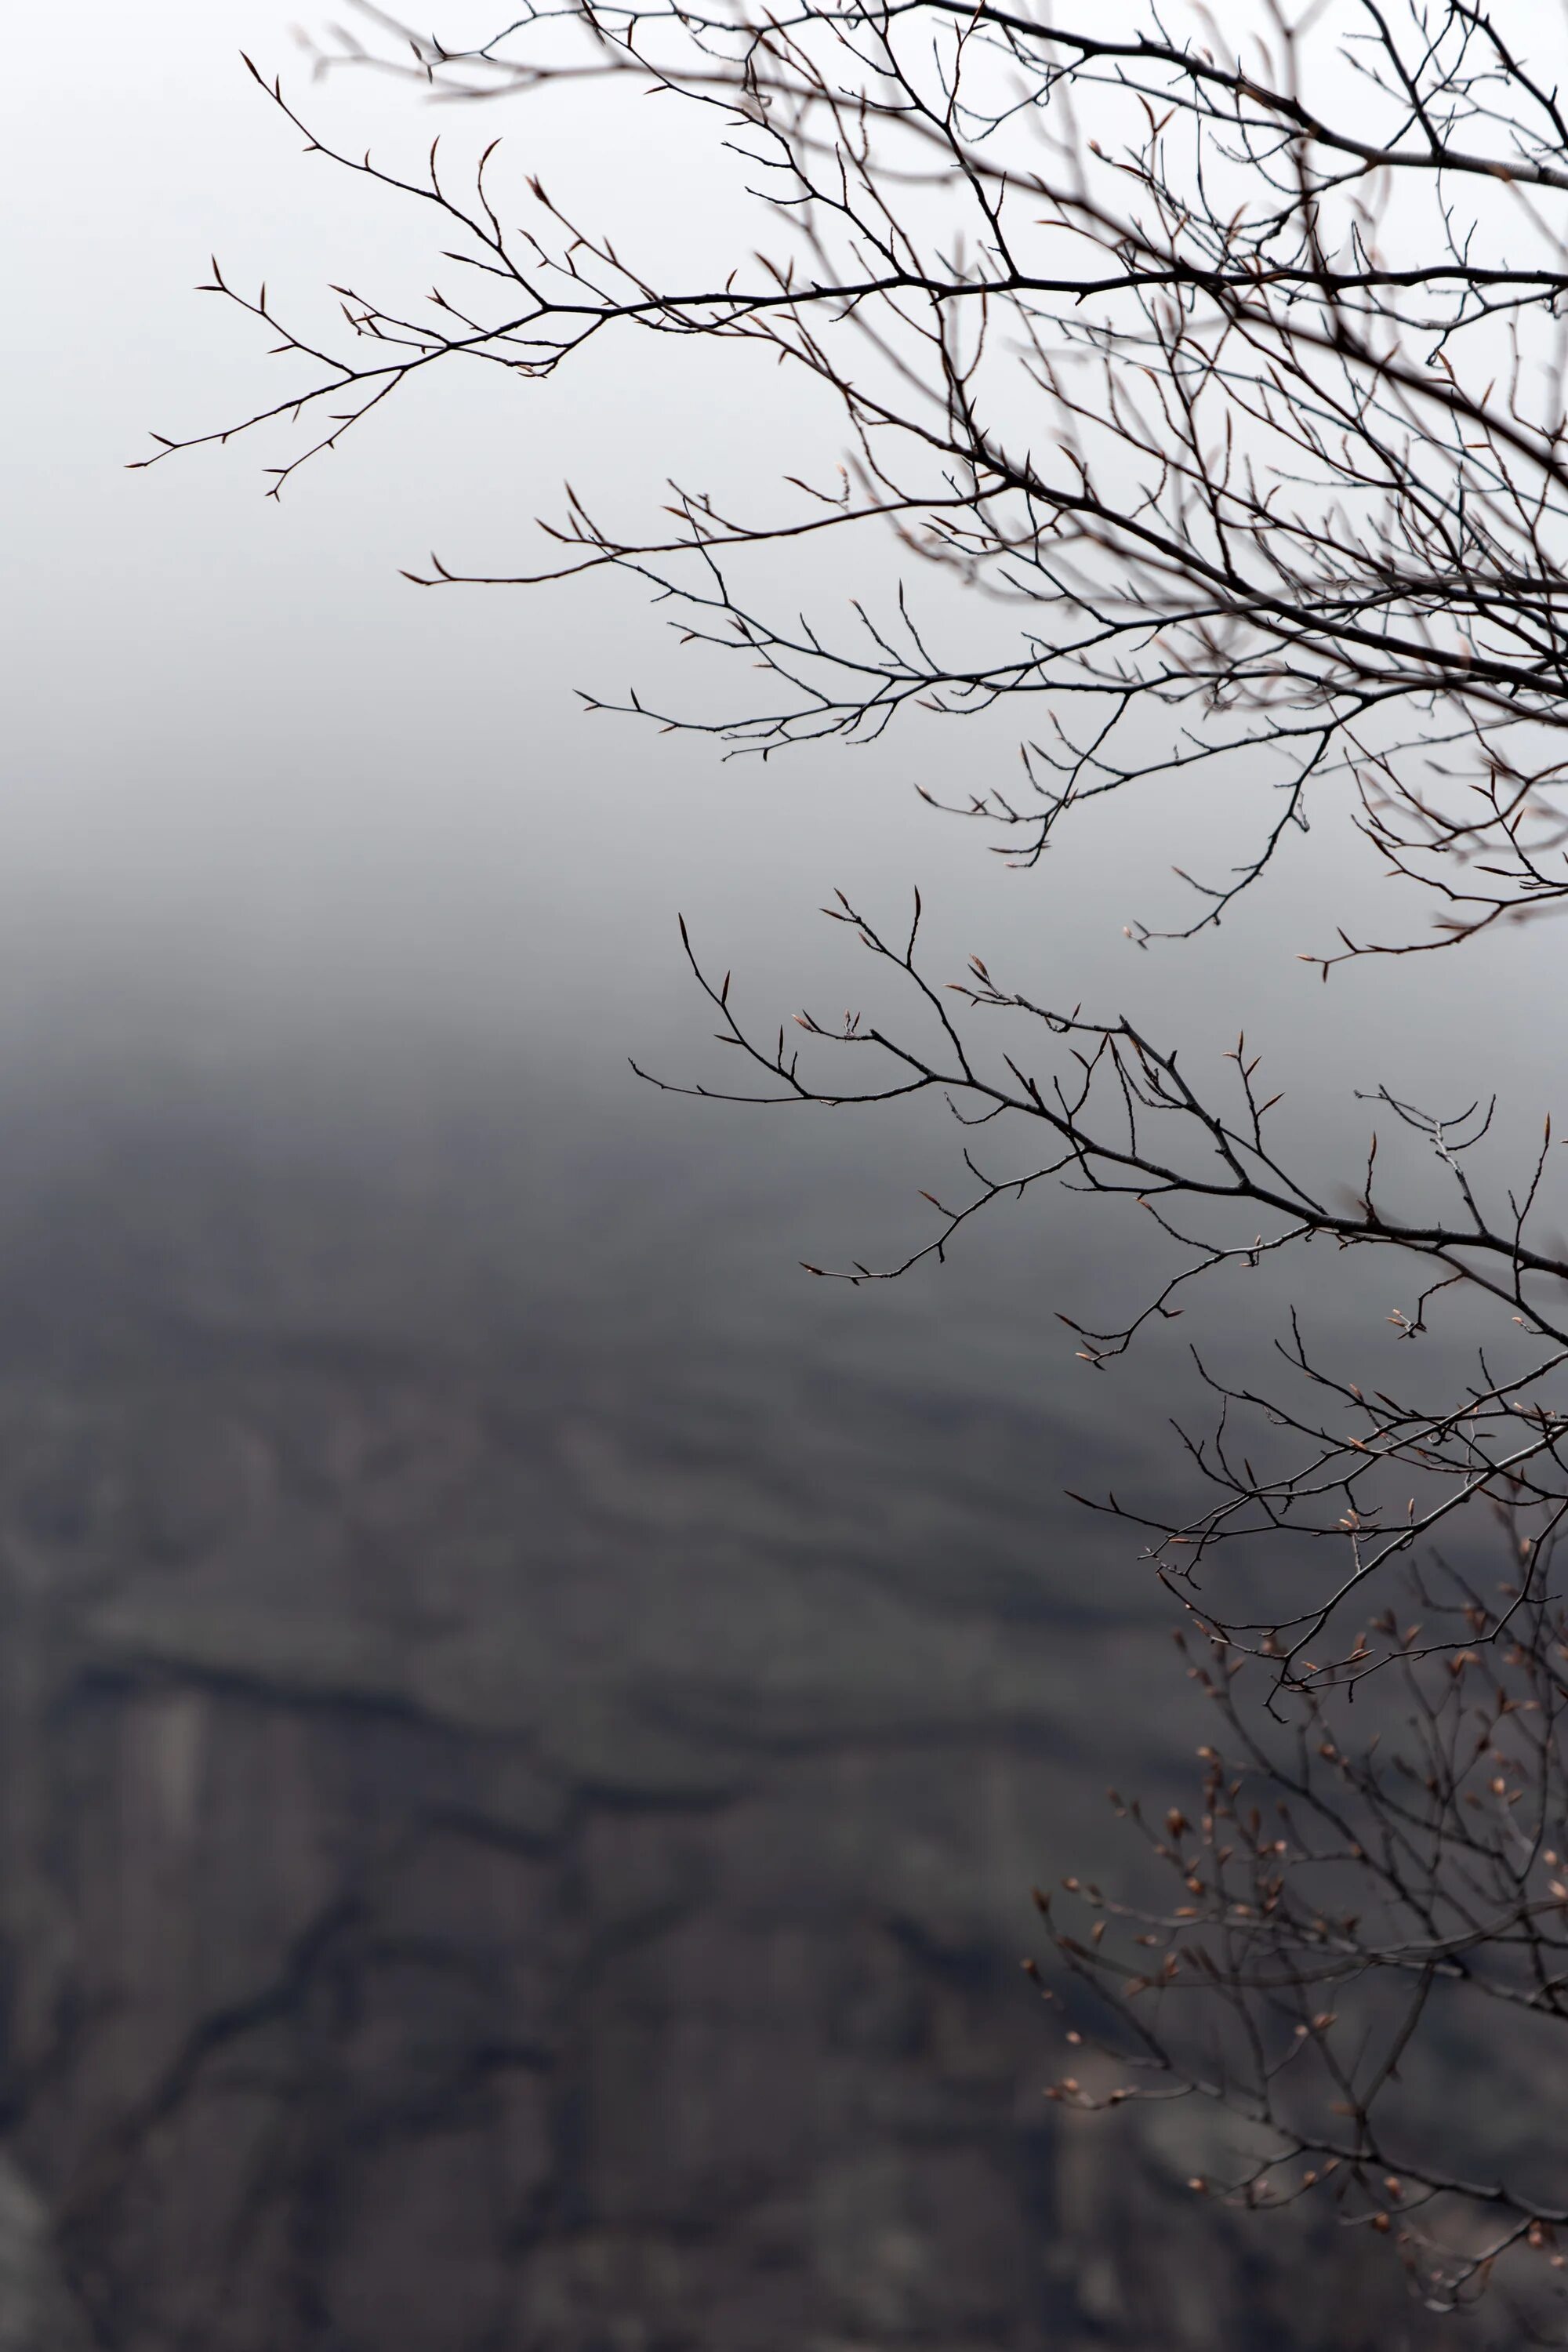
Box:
[149,0,1568,2322]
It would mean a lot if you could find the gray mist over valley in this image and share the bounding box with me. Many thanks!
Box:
[1,9,1561,2344]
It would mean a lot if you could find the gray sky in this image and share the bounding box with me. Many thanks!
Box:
[4,3,1561,1367]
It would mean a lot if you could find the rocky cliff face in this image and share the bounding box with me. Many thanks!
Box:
[0,1070,1504,2348]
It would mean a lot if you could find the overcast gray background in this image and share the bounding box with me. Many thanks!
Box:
[4,0,1559,1456]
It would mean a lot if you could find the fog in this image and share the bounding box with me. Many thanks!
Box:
[9,2,1560,1457]
[2,9,1563,2347]
[11,5,1554,1334]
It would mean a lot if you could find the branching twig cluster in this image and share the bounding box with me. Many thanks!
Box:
[156,0,1568,2318]
[1030,1527,1568,2330]
[151,0,1568,944]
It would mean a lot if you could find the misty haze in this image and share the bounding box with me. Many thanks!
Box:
[5,5,1568,2347]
